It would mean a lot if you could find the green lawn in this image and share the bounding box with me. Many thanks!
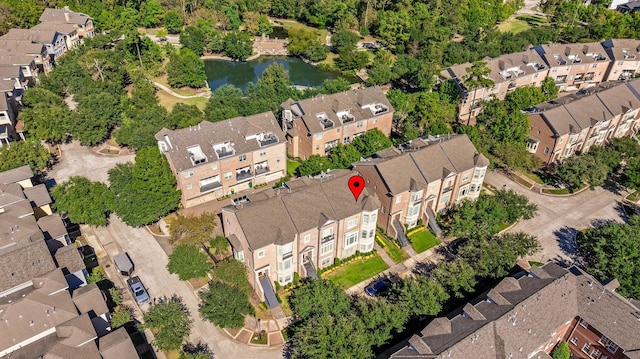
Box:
[497,18,531,34]
[409,230,441,253]
[378,234,409,264]
[287,160,301,176]
[523,171,545,185]
[541,187,570,195]
[325,256,389,288]
[626,191,638,202]
[512,174,534,188]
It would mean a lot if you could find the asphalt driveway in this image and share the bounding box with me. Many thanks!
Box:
[484,171,628,263]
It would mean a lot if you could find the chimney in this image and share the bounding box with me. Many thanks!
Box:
[64,7,70,22]
[565,46,572,56]
[583,45,589,54]
[522,54,529,64]
[164,134,173,149]
[498,59,506,70]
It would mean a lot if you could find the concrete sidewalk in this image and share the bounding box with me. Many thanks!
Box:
[224,316,287,348]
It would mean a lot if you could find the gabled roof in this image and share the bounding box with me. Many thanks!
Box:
[0,165,33,185]
[24,183,53,207]
[98,327,138,359]
[38,214,68,241]
[39,6,92,25]
[54,245,84,272]
[72,283,108,316]
[281,86,394,135]
[391,263,640,359]
[354,135,487,195]
[155,111,285,172]
[223,170,380,250]
[1,28,60,45]
[0,236,54,292]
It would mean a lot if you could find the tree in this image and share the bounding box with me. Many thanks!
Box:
[167,48,207,88]
[179,343,214,359]
[166,212,218,247]
[351,128,393,156]
[555,154,609,189]
[204,85,244,122]
[142,295,192,351]
[110,305,133,329]
[198,281,254,328]
[551,341,571,359]
[180,26,206,56]
[389,276,449,317]
[335,50,370,72]
[164,11,183,34]
[459,232,540,278]
[167,245,211,281]
[69,92,121,146]
[331,30,359,54]
[223,31,253,60]
[329,143,362,168]
[541,76,559,100]
[140,0,164,28]
[51,176,114,226]
[0,140,51,173]
[109,147,181,227]
[464,61,494,125]
[21,88,71,143]
[319,78,351,94]
[432,259,477,298]
[210,258,251,293]
[287,27,327,61]
[168,103,204,129]
[290,279,351,320]
[296,155,333,176]
[577,216,640,299]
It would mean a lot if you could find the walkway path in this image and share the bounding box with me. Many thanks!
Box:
[374,242,396,268]
[152,81,211,99]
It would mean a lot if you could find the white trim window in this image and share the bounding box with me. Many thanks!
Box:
[363,214,370,225]
[344,231,358,248]
[321,257,332,267]
[257,250,265,259]
[233,249,244,262]
[321,241,333,255]
[347,218,358,229]
[304,234,311,243]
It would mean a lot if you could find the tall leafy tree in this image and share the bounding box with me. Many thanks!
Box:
[180,26,206,56]
[432,259,477,298]
[0,140,51,173]
[109,147,180,227]
[167,48,207,88]
[142,295,192,351]
[289,280,350,320]
[69,92,121,146]
[167,103,204,129]
[389,276,449,318]
[204,85,244,122]
[167,245,211,281]
[166,212,218,247]
[164,10,183,34]
[577,216,640,299]
[198,281,254,328]
[351,129,393,156]
[464,61,494,125]
[223,31,253,60]
[51,176,114,226]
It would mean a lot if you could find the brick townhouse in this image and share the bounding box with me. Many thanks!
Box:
[391,262,640,359]
[527,78,640,166]
[281,86,394,159]
[353,134,488,243]
[155,112,287,208]
[220,170,380,306]
[442,49,549,123]
[602,39,640,81]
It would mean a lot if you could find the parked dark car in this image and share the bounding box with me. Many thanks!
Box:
[127,276,150,304]
[365,279,391,297]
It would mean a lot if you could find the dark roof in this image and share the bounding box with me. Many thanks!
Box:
[38,214,68,241]
[0,239,55,292]
[24,183,52,207]
[223,169,381,250]
[98,327,138,359]
[72,282,108,316]
[391,263,640,358]
[54,245,85,272]
[0,165,33,185]
[39,6,92,25]
[353,135,488,195]
[281,86,394,135]
[530,79,640,135]
[155,111,285,172]
[1,28,60,45]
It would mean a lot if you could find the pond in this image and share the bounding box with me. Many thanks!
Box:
[204,56,350,92]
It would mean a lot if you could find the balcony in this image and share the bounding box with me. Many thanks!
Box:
[319,117,334,130]
[255,166,270,175]
[442,186,453,193]
[321,234,335,243]
[507,83,517,91]
[236,169,253,182]
[216,147,234,159]
[340,113,355,123]
[199,181,222,193]
[259,133,279,147]
[373,104,389,115]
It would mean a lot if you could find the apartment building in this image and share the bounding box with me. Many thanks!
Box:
[155,112,287,208]
[221,170,380,305]
[0,39,51,74]
[353,134,488,242]
[281,86,394,159]
[442,49,549,122]
[39,6,95,39]
[1,28,68,63]
[32,22,81,50]
[534,42,611,92]
[390,262,640,359]
[602,39,640,81]
[527,79,640,166]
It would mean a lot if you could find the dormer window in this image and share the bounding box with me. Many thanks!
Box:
[337,110,355,123]
[213,141,235,159]
[317,112,334,129]
[623,49,636,60]
[567,54,581,63]
[372,103,388,115]
[554,55,567,65]
[187,145,207,166]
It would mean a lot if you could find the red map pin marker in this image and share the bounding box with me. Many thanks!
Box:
[348,175,365,201]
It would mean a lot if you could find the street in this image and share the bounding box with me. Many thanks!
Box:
[483,171,627,263]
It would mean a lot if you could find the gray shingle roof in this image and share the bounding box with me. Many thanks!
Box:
[24,183,53,207]
[54,244,84,272]
[354,135,487,195]
[223,169,380,250]
[391,263,640,359]
[0,165,33,185]
[39,7,92,25]
[72,282,108,316]
[281,86,394,135]
[98,327,139,359]
[1,28,60,45]
[38,214,68,242]
[0,238,54,292]
[155,111,285,172]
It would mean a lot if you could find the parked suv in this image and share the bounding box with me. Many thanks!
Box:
[365,279,391,297]
[127,276,150,304]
